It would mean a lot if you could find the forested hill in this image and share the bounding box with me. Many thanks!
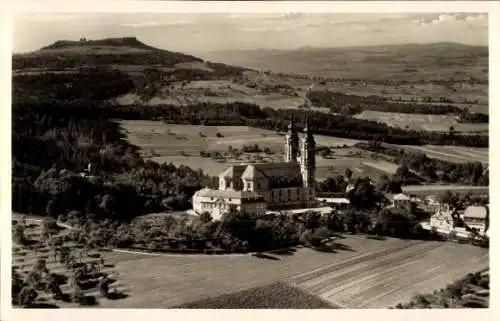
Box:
[12,37,248,75]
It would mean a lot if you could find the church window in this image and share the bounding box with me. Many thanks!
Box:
[246,182,251,190]
[226,180,230,188]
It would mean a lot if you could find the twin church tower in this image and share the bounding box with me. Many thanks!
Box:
[284,116,316,189]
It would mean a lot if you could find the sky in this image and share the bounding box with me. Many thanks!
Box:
[12,12,488,56]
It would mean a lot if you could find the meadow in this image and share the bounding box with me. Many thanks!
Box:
[119,120,489,181]
[119,120,383,178]
[40,234,488,308]
[399,145,489,164]
[355,110,489,133]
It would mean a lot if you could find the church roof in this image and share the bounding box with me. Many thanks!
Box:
[194,188,264,200]
[220,165,247,179]
[241,162,302,181]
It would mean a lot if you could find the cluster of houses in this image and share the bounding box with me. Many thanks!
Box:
[389,192,489,238]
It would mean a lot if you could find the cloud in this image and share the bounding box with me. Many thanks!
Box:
[15,13,93,22]
[120,20,194,28]
[413,13,487,26]
[121,21,162,28]
[280,12,308,21]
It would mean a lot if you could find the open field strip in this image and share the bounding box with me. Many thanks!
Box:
[354,110,488,133]
[402,185,489,195]
[400,145,489,164]
[13,215,488,308]
[69,236,486,308]
[87,236,412,308]
[112,248,247,258]
[289,241,488,308]
[361,160,399,174]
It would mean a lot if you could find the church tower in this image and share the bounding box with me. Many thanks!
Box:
[300,117,316,188]
[284,115,299,163]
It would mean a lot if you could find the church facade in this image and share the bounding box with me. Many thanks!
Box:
[192,118,317,220]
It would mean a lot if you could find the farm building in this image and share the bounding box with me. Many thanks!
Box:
[315,197,350,210]
[192,118,318,220]
[391,193,417,213]
[462,205,489,235]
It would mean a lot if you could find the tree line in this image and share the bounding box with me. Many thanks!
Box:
[306,89,488,123]
[13,99,488,148]
[356,141,488,186]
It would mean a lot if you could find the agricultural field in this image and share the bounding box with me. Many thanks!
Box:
[354,110,489,133]
[115,79,325,112]
[399,145,489,164]
[11,214,128,308]
[119,120,382,178]
[402,185,489,196]
[55,235,487,308]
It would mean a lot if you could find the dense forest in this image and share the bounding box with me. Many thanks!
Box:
[12,102,217,220]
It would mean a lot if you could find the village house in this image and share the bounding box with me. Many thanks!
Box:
[391,193,416,213]
[462,205,489,235]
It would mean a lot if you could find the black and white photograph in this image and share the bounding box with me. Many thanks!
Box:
[2,0,497,315]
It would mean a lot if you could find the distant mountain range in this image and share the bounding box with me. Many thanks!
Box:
[12,37,488,87]
[201,42,488,79]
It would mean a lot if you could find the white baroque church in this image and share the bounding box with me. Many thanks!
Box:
[192,118,317,220]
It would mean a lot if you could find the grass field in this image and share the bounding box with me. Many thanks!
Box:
[66,235,487,308]
[402,185,489,196]
[399,145,489,164]
[289,240,488,308]
[355,110,489,133]
[12,214,488,309]
[119,120,378,178]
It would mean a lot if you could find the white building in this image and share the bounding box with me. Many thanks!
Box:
[192,188,267,221]
[462,205,489,235]
[316,197,350,210]
[429,203,455,232]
